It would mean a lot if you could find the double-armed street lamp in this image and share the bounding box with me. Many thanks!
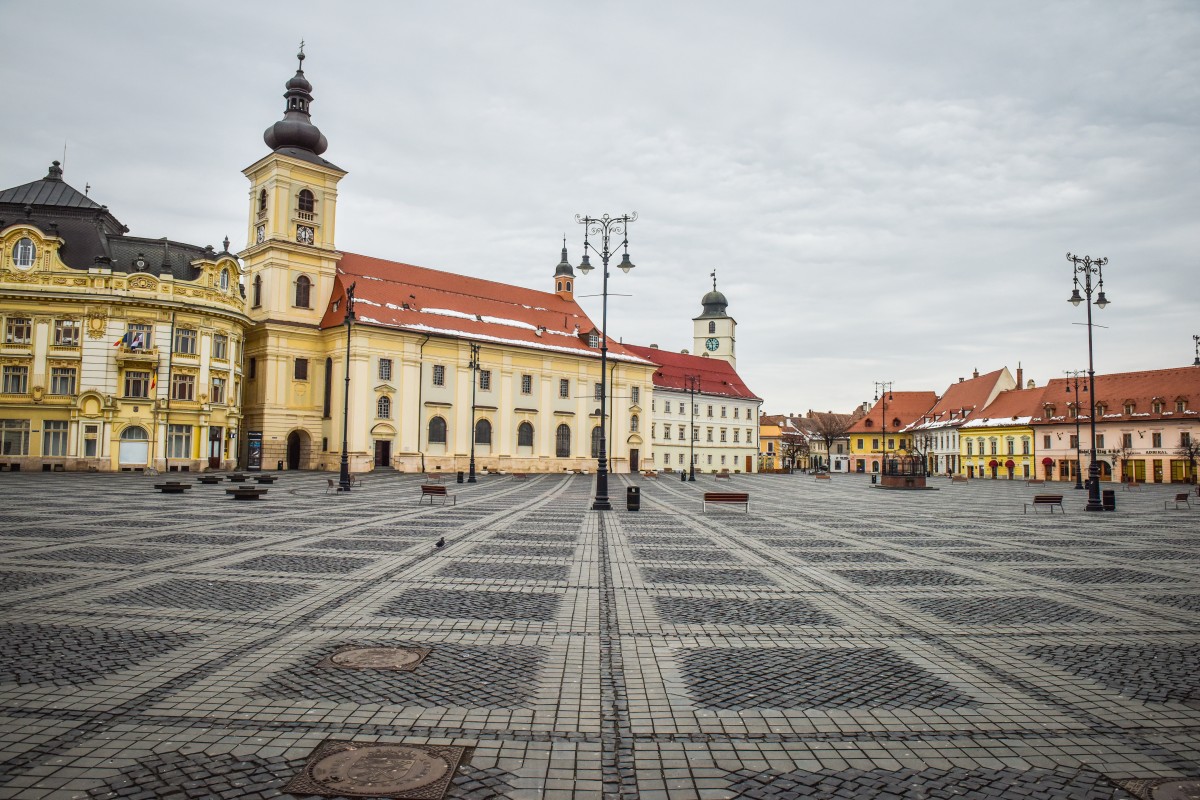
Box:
[874,381,893,476]
[338,282,357,492]
[1064,370,1088,490]
[686,375,699,481]
[576,213,637,511]
[467,342,481,484]
[1066,253,1111,512]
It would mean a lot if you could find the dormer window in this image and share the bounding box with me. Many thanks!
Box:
[12,238,35,269]
[1123,401,1135,415]
[864,419,873,428]
[1094,403,1106,416]
[1043,404,1055,417]
[1177,398,1189,413]
[1068,403,1078,419]
[1152,399,1164,414]
[588,332,599,348]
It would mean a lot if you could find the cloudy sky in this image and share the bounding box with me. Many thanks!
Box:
[3,1,1197,413]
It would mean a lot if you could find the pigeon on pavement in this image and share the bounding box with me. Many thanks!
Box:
[435,536,445,549]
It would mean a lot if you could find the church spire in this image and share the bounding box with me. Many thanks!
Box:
[263,44,329,155]
[553,236,575,300]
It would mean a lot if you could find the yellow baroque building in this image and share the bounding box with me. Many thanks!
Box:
[239,54,656,473]
[0,162,248,472]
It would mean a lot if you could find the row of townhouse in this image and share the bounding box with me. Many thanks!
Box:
[847,365,1200,483]
[758,410,859,472]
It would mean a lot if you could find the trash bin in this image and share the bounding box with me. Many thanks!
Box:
[627,486,640,511]
[277,460,284,471]
[1102,489,1116,511]
[680,470,687,483]
[871,474,878,485]
[456,471,464,484]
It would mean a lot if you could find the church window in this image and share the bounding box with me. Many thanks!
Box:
[630,414,639,432]
[294,275,311,308]
[258,189,267,215]
[323,358,332,418]
[594,382,602,401]
[297,189,315,214]
[566,281,572,292]
[559,378,569,398]
[479,369,491,390]
[377,396,391,419]
[591,426,602,458]
[432,364,445,386]
[294,358,308,380]
[378,358,392,381]
[428,416,447,444]
[631,386,640,404]
[517,421,534,447]
[708,321,715,334]
[12,238,35,268]
[556,424,571,457]
[475,419,492,445]
[252,275,262,308]
[521,374,532,395]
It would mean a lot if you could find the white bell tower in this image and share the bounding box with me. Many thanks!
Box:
[693,270,736,368]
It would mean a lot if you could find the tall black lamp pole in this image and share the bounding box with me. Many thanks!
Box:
[1067,253,1110,512]
[468,342,480,483]
[874,381,893,476]
[687,375,698,481]
[576,212,636,511]
[338,282,356,492]
[1193,334,1199,367]
[1065,370,1087,490]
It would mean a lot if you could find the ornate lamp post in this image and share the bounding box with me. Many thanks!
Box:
[338,282,356,492]
[576,212,637,511]
[467,342,480,483]
[874,381,893,477]
[687,375,699,481]
[1193,334,1199,367]
[1067,253,1111,512]
[1064,370,1088,490]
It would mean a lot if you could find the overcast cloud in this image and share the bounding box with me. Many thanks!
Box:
[2,1,1197,413]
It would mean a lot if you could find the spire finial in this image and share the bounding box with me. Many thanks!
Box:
[298,40,305,67]
[711,270,717,291]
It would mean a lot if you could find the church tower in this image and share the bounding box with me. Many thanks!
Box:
[553,237,575,301]
[693,271,736,368]
[239,47,346,326]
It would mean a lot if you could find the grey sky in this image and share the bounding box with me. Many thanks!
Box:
[3,1,1197,414]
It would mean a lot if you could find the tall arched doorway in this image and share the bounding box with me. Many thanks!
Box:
[119,426,149,467]
[286,431,305,470]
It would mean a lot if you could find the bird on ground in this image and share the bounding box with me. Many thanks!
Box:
[435,537,445,549]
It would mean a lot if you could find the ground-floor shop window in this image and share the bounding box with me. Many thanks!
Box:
[42,420,68,456]
[167,424,192,459]
[0,419,29,455]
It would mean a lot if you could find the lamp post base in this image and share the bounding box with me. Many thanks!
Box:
[591,499,612,511]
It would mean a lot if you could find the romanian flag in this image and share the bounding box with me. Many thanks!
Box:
[113,332,129,348]
[150,374,157,392]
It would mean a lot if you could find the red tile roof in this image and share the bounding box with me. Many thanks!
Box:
[623,345,760,401]
[962,386,1049,429]
[321,252,651,364]
[1032,366,1200,424]
[846,391,938,434]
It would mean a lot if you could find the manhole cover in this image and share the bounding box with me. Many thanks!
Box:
[315,645,432,671]
[285,740,467,798]
[1154,781,1200,800]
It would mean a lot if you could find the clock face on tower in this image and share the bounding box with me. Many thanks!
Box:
[255,224,265,244]
[705,337,720,352]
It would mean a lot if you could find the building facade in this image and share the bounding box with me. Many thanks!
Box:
[905,368,1015,476]
[0,162,248,472]
[239,54,655,474]
[846,391,938,474]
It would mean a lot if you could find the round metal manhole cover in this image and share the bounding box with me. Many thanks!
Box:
[286,741,468,799]
[316,645,432,672]
[1153,781,1200,800]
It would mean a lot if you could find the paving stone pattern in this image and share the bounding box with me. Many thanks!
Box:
[0,470,1197,798]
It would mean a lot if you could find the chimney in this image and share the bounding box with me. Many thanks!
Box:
[1016,364,1023,388]
[973,368,979,379]
[649,343,658,349]
[958,377,964,383]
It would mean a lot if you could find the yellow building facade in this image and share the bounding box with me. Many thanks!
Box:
[239,54,655,473]
[0,162,248,472]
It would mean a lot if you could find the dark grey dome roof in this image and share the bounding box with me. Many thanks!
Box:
[263,51,328,156]
[554,240,575,278]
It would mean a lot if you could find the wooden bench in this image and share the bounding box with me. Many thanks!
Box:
[702,492,749,512]
[1166,492,1193,510]
[196,476,221,485]
[714,472,731,480]
[641,471,658,479]
[814,473,831,481]
[154,482,190,494]
[425,473,444,483]
[1024,494,1065,514]
[226,487,268,500]
[420,484,456,505]
[951,475,969,483]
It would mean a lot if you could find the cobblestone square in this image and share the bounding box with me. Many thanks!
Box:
[0,471,1197,798]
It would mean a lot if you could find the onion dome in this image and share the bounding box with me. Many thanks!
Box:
[554,237,575,278]
[699,271,728,317]
[263,48,329,156]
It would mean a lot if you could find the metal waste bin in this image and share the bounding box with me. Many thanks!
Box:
[680,470,686,482]
[456,470,464,484]
[1102,489,1116,511]
[871,474,878,485]
[627,486,640,511]
[277,460,284,471]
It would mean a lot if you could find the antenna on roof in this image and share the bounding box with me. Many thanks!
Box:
[84,183,90,196]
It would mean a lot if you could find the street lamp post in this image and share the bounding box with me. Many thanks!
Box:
[467,342,480,483]
[576,212,637,511]
[1067,252,1111,512]
[338,282,357,492]
[1193,334,1199,367]
[686,375,699,481]
[1064,370,1088,490]
[874,381,893,477]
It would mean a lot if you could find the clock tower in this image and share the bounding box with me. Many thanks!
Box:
[693,271,736,368]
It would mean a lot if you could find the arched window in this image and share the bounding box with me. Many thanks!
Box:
[323,357,333,418]
[120,425,149,441]
[428,416,447,444]
[294,275,311,308]
[517,421,534,447]
[298,189,315,214]
[252,274,262,307]
[630,414,639,432]
[591,426,603,458]
[708,321,716,334]
[377,396,391,419]
[566,280,572,292]
[258,189,267,214]
[475,418,492,445]
[555,424,571,457]
[220,269,229,291]
[13,238,35,268]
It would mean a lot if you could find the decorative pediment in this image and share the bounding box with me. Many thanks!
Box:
[375,383,396,393]
[370,423,397,436]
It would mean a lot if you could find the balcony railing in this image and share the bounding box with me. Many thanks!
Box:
[114,347,159,364]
